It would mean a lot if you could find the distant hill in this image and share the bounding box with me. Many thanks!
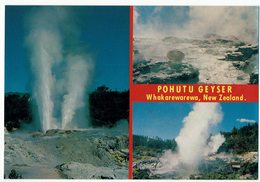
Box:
[134,135,176,151]
[219,123,258,154]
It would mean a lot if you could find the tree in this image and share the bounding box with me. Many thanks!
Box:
[5,93,32,131]
[8,169,22,179]
[219,123,258,154]
[89,86,129,127]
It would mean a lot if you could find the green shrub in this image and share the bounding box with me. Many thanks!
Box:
[89,86,129,127]
[5,93,32,131]
[8,169,22,179]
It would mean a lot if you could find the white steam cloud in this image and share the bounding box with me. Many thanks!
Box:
[159,103,225,175]
[236,118,256,123]
[61,55,92,129]
[205,133,226,155]
[27,7,93,132]
[134,6,258,43]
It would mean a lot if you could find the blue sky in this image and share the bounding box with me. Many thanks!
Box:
[5,6,129,93]
[136,6,190,27]
[133,102,258,140]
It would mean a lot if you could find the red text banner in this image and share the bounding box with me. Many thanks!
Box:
[131,84,258,102]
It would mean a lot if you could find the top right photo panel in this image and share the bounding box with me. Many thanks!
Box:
[133,6,259,84]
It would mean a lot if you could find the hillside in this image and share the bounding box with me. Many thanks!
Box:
[133,124,258,179]
[5,129,128,179]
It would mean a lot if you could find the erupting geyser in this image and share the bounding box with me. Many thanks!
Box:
[159,103,225,175]
[27,7,93,132]
[61,55,91,129]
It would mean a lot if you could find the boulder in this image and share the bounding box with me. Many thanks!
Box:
[167,50,185,63]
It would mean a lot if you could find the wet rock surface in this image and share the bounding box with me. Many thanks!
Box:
[56,162,127,179]
[133,152,258,179]
[224,45,258,61]
[4,129,128,179]
[134,36,258,84]
[133,61,199,84]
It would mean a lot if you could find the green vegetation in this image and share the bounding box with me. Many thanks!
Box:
[134,135,176,150]
[192,172,239,179]
[219,123,258,154]
[5,93,32,131]
[7,169,22,179]
[89,86,129,127]
[239,162,258,178]
[133,124,258,158]
[134,124,258,179]
[133,169,150,179]
[133,135,176,160]
[4,86,129,131]
[196,162,258,179]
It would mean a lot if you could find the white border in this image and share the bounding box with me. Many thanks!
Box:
[1,0,260,6]
[1,1,260,182]
[0,2,4,181]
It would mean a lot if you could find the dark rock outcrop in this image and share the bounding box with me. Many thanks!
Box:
[249,73,258,84]
[134,61,199,84]
[225,45,258,61]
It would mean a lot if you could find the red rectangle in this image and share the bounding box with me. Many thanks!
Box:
[128,6,134,179]
[131,84,258,102]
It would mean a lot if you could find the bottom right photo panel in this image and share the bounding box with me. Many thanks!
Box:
[133,102,258,180]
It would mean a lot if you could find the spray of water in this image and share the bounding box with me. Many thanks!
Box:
[61,55,92,129]
[26,7,93,132]
[159,103,225,175]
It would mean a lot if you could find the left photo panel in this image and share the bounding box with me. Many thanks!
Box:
[5,6,129,179]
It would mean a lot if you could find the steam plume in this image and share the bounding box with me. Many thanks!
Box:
[159,103,225,175]
[134,6,258,43]
[27,7,93,131]
[61,55,92,129]
[205,133,225,155]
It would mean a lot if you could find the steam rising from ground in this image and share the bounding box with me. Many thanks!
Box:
[61,55,92,129]
[27,7,93,131]
[134,6,258,43]
[159,103,225,175]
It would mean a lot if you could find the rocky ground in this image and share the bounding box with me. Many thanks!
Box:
[133,152,258,179]
[133,35,258,84]
[5,128,128,179]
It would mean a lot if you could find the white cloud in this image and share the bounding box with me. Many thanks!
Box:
[236,118,256,123]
